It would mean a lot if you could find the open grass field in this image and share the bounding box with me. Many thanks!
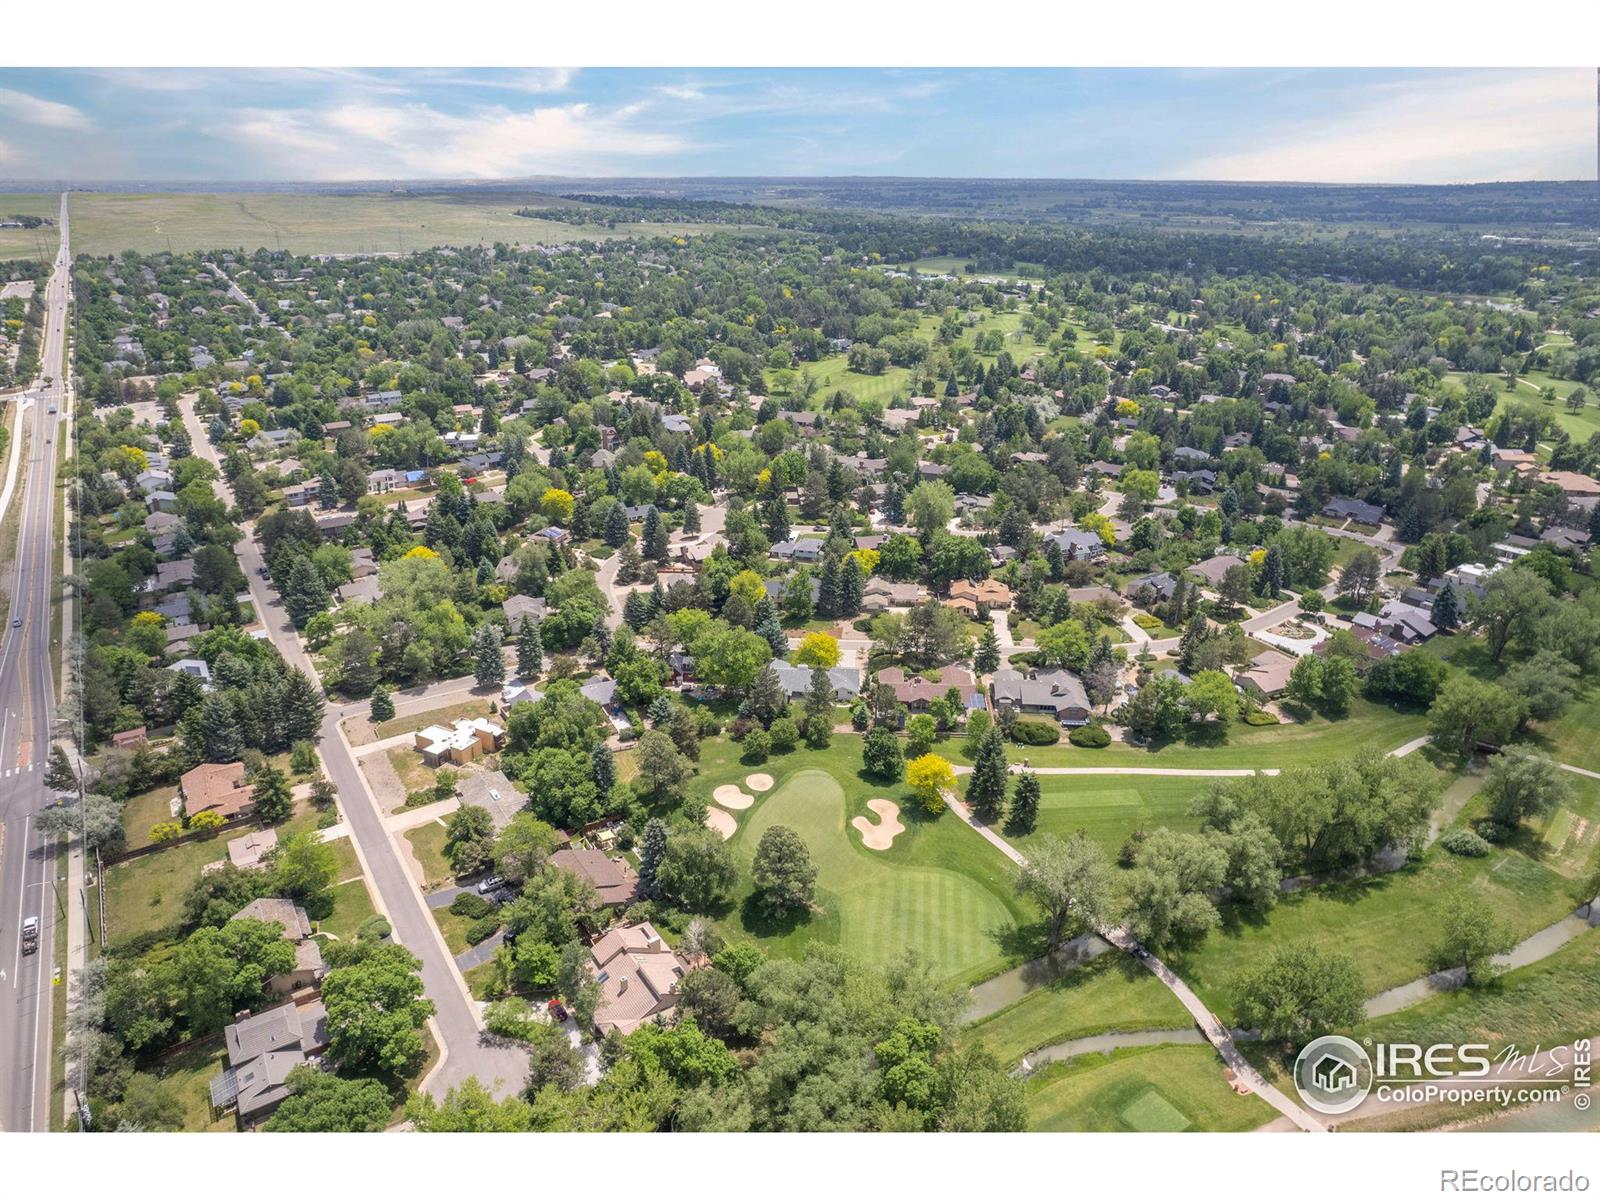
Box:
[957,695,1429,772]
[46,192,744,259]
[1167,837,1580,1024]
[904,256,1050,282]
[104,835,228,941]
[0,193,62,261]
[151,1037,237,1132]
[1001,773,1212,859]
[961,954,1193,1065]
[1441,369,1596,441]
[1024,1043,1275,1132]
[702,737,1040,985]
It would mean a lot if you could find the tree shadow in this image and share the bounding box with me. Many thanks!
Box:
[738,891,815,937]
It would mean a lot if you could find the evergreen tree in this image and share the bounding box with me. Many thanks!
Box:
[1008,770,1040,834]
[1432,582,1459,631]
[756,611,787,658]
[804,666,835,721]
[604,503,629,548]
[649,580,666,616]
[641,507,669,563]
[1043,539,1066,580]
[44,744,77,794]
[196,693,244,763]
[280,668,326,746]
[472,624,506,688]
[681,501,701,535]
[369,685,395,724]
[837,556,864,617]
[623,589,653,630]
[883,482,906,526]
[252,764,293,825]
[750,664,788,726]
[1258,546,1284,599]
[637,818,669,896]
[590,742,616,793]
[966,725,1010,821]
[516,616,544,677]
[763,493,791,544]
[283,554,330,629]
[975,625,1002,674]
[616,539,643,585]
[817,555,842,618]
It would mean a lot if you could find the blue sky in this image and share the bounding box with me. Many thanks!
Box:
[0,68,1590,184]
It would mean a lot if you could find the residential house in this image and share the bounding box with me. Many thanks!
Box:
[1045,529,1107,562]
[1188,554,1246,588]
[772,663,861,701]
[414,718,506,767]
[232,898,326,996]
[1322,498,1385,525]
[945,578,1012,616]
[1125,571,1180,605]
[502,594,548,625]
[990,668,1092,726]
[180,761,255,822]
[208,1001,330,1127]
[770,537,824,563]
[1236,650,1296,699]
[587,922,692,1038]
[861,577,923,611]
[878,666,982,713]
[551,847,641,908]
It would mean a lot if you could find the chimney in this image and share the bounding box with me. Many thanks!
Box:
[617,978,628,994]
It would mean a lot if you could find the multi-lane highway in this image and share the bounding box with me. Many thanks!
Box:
[0,194,70,1132]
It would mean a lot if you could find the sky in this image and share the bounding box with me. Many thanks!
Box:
[0,67,1591,185]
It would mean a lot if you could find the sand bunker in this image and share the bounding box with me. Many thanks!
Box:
[704,807,738,840]
[745,773,775,792]
[712,784,755,811]
[851,798,905,851]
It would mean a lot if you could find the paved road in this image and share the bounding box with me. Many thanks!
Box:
[179,397,528,1099]
[0,194,70,1132]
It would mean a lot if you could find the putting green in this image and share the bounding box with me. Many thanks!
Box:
[734,768,1014,981]
[1119,1085,1191,1132]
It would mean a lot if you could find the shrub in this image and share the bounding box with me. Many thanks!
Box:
[1439,828,1491,857]
[1132,612,1163,630]
[1008,719,1060,746]
[148,820,183,843]
[742,729,772,763]
[1067,723,1111,748]
[464,915,501,945]
[728,716,755,741]
[450,892,493,919]
[1243,710,1280,726]
[768,717,799,753]
[1475,820,1514,844]
[357,915,391,942]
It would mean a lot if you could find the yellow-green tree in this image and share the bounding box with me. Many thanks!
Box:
[906,753,954,814]
[541,488,575,525]
[793,631,840,670]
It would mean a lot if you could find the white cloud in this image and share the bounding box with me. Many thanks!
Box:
[217,98,688,179]
[0,88,91,130]
[1173,70,1592,183]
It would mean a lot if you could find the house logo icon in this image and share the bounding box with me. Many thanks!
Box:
[1293,1035,1373,1115]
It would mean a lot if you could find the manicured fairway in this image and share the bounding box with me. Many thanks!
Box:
[715,749,1037,985]
[956,696,1430,771]
[1003,774,1211,858]
[1025,1044,1275,1132]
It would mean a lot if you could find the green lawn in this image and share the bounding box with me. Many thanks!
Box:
[0,194,61,260]
[1024,1044,1275,1132]
[1167,841,1579,1025]
[962,954,1193,1065]
[1000,774,1212,859]
[150,1037,237,1132]
[404,820,455,890]
[966,696,1429,771]
[104,836,229,941]
[120,785,179,850]
[705,738,1040,985]
[319,877,378,942]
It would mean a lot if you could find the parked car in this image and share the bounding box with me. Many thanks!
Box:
[476,875,506,895]
[21,916,39,955]
[547,998,569,1024]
